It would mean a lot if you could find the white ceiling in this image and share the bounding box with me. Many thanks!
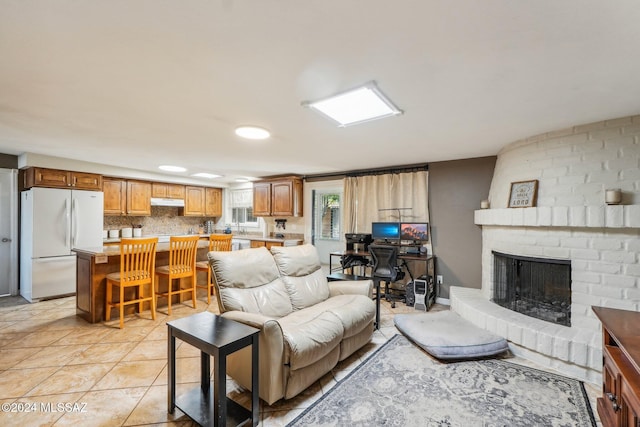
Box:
[1,1,639,184]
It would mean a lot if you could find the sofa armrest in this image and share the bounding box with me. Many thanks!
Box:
[220,311,287,405]
[221,310,276,329]
[328,279,373,298]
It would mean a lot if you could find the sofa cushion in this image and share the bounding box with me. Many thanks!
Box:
[271,244,323,277]
[278,309,344,370]
[271,245,330,309]
[209,247,293,317]
[322,294,376,338]
[282,269,331,310]
[217,280,293,317]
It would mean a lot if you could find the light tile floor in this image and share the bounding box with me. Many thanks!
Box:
[0,291,601,426]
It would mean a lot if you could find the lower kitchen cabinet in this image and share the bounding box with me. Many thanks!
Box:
[250,240,281,250]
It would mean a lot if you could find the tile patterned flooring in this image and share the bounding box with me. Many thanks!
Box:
[0,291,601,426]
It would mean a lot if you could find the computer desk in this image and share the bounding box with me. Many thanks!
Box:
[327,250,436,328]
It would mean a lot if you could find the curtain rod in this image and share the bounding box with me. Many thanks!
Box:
[304,163,428,181]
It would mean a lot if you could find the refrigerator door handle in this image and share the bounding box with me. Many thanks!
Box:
[65,198,71,247]
[72,197,78,247]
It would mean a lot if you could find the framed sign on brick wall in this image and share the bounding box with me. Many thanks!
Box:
[508,180,538,208]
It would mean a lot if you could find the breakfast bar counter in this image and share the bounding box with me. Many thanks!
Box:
[73,240,210,324]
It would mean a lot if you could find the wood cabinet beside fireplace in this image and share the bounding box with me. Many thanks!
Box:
[593,306,640,427]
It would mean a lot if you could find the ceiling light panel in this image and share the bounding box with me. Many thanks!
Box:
[235,126,270,140]
[159,165,187,172]
[191,173,222,179]
[303,81,403,127]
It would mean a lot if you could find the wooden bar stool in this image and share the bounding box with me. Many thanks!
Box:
[105,237,159,329]
[196,234,233,304]
[155,235,200,315]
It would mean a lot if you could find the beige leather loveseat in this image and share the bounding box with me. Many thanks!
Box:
[208,244,376,405]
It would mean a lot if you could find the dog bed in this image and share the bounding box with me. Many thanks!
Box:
[394,310,509,360]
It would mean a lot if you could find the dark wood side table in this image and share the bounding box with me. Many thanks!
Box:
[167,312,259,427]
[592,306,640,427]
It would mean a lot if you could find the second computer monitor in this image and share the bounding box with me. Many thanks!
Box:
[400,222,428,242]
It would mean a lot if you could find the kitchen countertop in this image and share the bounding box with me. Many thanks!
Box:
[102,233,303,245]
[74,239,211,257]
[83,234,303,256]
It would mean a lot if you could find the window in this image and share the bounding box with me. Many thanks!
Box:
[230,189,258,226]
[231,207,257,224]
[313,192,341,240]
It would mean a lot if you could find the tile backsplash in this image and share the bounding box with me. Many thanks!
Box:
[103,206,221,236]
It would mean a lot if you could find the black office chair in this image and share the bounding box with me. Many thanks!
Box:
[369,244,411,308]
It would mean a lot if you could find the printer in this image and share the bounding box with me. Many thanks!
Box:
[345,233,373,252]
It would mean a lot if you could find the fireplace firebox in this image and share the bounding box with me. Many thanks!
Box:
[492,251,571,327]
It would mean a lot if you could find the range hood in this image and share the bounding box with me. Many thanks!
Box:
[150,197,185,207]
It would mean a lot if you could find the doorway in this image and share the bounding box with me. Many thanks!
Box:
[311,189,343,264]
[0,169,18,296]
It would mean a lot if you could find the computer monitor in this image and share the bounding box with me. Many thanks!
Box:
[371,222,400,242]
[400,222,429,242]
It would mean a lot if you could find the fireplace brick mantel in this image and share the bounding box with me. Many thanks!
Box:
[475,205,640,229]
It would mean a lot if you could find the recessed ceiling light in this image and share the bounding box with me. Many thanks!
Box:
[159,165,187,172]
[235,126,270,140]
[191,173,222,179]
[235,178,249,182]
[302,81,402,127]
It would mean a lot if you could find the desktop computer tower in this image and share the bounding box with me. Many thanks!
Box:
[405,281,415,307]
[413,278,428,311]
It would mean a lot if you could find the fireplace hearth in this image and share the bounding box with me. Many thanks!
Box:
[492,251,571,327]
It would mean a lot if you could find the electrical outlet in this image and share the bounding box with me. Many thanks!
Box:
[436,275,443,284]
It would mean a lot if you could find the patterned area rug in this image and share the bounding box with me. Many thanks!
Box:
[288,335,596,427]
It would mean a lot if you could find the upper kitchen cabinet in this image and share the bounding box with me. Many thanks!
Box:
[103,178,151,216]
[205,187,223,217]
[23,167,102,191]
[253,176,303,217]
[183,186,206,216]
[252,182,272,216]
[151,182,185,199]
[127,180,152,215]
[103,178,126,215]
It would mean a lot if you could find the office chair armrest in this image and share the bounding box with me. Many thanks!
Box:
[328,279,373,299]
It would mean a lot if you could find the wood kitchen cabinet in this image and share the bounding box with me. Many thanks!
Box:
[127,180,152,215]
[253,176,303,217]
[103,178,151,216]
[593,306,640,427]
[103,178,127,215]
[151,182,185,199]
[205,187,223,217]
[23,167,102,191]
[250,240,282,250]
[183,186,206,216]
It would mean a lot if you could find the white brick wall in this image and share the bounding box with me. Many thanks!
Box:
[457,114,640,384]
[488,115,640,208]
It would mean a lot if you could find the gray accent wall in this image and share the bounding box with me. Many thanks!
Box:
[429,156,496,299]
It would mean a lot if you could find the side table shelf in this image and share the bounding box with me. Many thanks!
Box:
[167,312,260,427]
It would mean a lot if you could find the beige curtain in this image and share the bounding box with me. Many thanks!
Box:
[342,170,430,233]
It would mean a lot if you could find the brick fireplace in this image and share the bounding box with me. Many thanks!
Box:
[451,115,640,384]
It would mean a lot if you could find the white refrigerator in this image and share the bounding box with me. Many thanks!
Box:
[20,187,104,302]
